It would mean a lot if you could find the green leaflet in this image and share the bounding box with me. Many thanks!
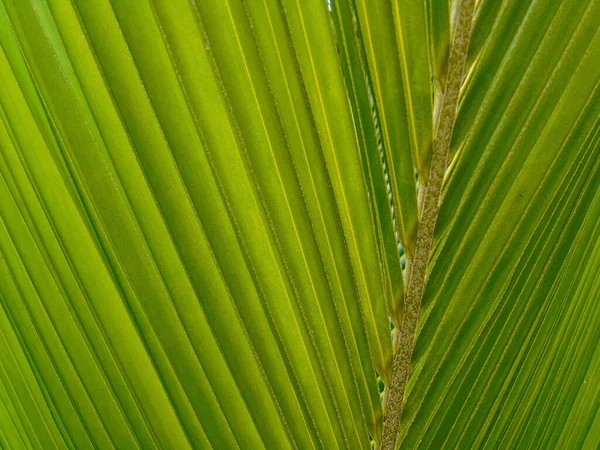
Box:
[403,0,600,446]
[0,0,390,448]
[351,0,421,256]
[330,0,404,337]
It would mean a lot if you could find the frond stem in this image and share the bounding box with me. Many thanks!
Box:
[379,0,476,448]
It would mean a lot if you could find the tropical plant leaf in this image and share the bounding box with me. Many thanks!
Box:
[400,0,600,447]
[0,0,599,449]
[0,0,393,448]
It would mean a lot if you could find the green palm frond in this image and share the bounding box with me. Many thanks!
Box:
[0,0,598,449]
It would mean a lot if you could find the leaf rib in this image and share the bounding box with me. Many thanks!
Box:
[380,0,476,447]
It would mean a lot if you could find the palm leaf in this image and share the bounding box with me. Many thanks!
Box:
[0,0,599,449]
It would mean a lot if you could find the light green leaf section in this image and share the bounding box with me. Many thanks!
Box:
[0,0,389,448]
[400,0,600,447]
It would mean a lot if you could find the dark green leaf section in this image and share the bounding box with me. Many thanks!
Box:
[0,0,391,448]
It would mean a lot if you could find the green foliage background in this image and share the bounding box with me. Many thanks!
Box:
[0,0,599,449]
